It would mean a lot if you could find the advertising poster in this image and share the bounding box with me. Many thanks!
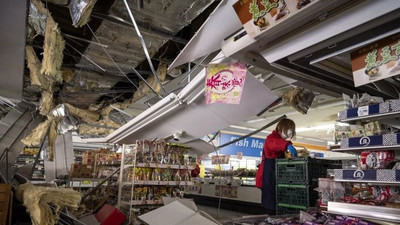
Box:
[351,32,400,87]
[215,185,238,198]
[233,0,318,38]
[205,62,246,104]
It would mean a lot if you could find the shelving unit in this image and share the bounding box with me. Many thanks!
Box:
[328,105,400,223]
[327,202,400,223]
[117,142,195,224]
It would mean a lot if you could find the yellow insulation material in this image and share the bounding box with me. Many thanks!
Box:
[61,68,75,83]
[39,91,54,116]
[100,99,132,117]
[16,183,81,225]
[25,46,42,86]
[21,118,52,147]
[74,0,98,28]
[48,118,58,161]
[65,103,100,123]
[40,15,65,83]
[78,118,121,136]
[133,61,167,101]
[26,46,55,91]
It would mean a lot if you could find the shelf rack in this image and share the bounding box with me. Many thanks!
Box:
[327,202,400,223]
[331,104,400,223]
[338,110,400,123]
[333,145,400,153]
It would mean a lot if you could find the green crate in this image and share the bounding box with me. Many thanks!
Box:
[276,203,307,215]
[276,184,318,207]
[276,158,341,185]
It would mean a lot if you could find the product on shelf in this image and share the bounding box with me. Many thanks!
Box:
[360,150,395,169]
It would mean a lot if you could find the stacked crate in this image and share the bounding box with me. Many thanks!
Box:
[275,158,342,215]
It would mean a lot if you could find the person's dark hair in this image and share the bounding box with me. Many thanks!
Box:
[275,118,296,139]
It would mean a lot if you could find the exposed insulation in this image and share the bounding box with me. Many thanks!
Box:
[39,91,54,116]
[70,0,98,28]
[100,99,132,117]
[61,68,75,83]
[26,46,56,91]
[16,183,81,225]
[21,119,52,147]
[26,46,42,86]
[40,15,65,84]
[48,118,58,161]
[282,87,315,115]
[78,118,121,135]
[134,61,167,101]
[30,0,48,16]
[65,103,100,123]
[89,101,106,112]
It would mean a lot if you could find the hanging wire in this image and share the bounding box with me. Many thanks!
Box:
[86,24,144,95]
[122,0,167,95]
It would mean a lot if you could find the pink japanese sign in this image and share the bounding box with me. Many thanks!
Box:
[205,62,247,104]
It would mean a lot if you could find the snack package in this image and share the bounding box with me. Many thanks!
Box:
[360,151,395,169]
[358,93,384,107]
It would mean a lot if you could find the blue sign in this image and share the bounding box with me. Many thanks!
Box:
[218,133,265,157]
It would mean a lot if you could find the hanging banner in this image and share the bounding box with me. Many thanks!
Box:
[211,155,231,164]
[351,32,400,87]
[233,0,319,39]
[205,62,246,104]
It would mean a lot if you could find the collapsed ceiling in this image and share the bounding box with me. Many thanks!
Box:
[25,0,218,108]
[20,0,221,138]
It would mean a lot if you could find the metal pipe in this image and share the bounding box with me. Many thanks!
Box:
[122,0,167,95]
[131,67,163,99]
[217,115,286,149]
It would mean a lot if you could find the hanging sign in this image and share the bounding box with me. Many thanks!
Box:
[211,155,231,164]
[205,62,246,104]
[233,0,319,39]
[351,32,400,87]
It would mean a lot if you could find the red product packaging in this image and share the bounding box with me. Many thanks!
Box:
[360,151,394,169]
[95,204,126,225]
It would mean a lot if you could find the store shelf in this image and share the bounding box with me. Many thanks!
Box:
[122,181,193,186]
[327,202,400,223]
[338,108,400,123]
[334,169,400,184]
[97,161,121,166]
[333,145,400,153]
[120,200,163,206]
[124,163,194,170]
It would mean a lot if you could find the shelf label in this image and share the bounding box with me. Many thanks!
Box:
[359,136,371,146]
[357,106,369,116]
[353,170,365,180]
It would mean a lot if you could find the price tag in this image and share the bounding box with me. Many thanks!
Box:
[357,106,369,116]
[82,181,91,185]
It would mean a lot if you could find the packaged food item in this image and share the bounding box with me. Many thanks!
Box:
[360,150,395,169]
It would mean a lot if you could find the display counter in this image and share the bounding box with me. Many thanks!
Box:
[185,183,261,204]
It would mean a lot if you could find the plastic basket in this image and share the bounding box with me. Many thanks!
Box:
[276,203,306,215]
[276,184,318,207]
[276,158,342,185]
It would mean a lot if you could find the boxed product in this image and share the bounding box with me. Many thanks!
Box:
[232,0,318,39]
[360,150,395,169]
